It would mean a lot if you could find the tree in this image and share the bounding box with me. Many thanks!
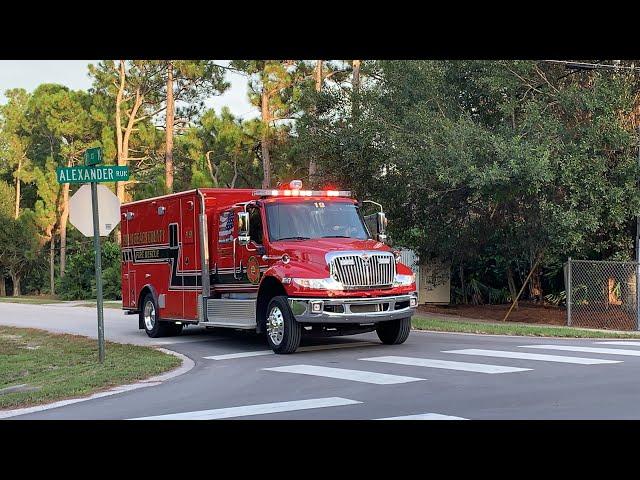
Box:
[25,85,96,277]
[0,181,15,295]
[0,212,41,296]
[176,107,262,190]
[298,60,640,303]
[89,60,165,203]
[0,89,30,220]
[231,60,310,188]
[160,61,228,193]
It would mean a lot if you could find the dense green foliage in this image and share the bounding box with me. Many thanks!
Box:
[56,241,121,300]
[1,60,639,303]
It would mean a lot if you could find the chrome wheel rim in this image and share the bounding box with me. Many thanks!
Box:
[144,301,156,330]
[267,306,285,346]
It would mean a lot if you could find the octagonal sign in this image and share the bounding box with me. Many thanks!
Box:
[69,184,121,237]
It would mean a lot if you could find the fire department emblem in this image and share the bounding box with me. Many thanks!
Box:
[247,256,261,284]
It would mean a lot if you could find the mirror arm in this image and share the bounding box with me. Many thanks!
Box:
[362,199,384,213]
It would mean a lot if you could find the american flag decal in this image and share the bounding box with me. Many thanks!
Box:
[218,210,234,244]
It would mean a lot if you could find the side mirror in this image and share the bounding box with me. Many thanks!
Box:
[238,211,250,246]
[376,212,387,243]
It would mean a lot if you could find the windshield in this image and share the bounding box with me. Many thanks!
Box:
[266,200,370,241]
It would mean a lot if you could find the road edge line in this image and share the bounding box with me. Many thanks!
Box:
[0,348,195,419]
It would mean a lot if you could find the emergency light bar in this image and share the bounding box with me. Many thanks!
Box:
[253,190,351,197]
[253,179,351,198]
[253,189,352,197]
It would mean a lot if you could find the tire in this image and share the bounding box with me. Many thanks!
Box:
[376,317,411,345]
[140,292,171,338]
[265,296,302,354]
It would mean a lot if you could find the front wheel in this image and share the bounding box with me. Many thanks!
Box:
[265,296,302,354]
[376,317,411,345]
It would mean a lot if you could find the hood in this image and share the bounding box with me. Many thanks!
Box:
[269,237,391,269]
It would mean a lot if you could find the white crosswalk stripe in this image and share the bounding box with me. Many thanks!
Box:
[129,397,362,420]
[595,341,640,346]
[444,349,621,365]
[376,413,467,420]
[522,345,640,357]
[360,355,531,374]
[262,364,425,385]
[204,342,378,360]
[205,350,273,360]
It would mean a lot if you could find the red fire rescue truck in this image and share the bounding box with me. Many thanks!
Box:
[120,180,417,353]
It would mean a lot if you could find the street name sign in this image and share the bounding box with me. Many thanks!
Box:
[85,147,103,166]
[56,165,129,184]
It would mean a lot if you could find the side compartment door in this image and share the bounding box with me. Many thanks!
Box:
[180,196,199,319]
[121,209,136,308]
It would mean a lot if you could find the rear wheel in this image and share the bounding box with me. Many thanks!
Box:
[265,296,302,354]
[140,293,181,338]
[376,317,411,345]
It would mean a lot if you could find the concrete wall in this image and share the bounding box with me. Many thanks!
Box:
[418,262,451,305]
[397,248,451,304]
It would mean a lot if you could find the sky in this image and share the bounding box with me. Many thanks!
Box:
[0,60,258,119]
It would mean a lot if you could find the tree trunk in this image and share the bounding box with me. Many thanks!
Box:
[165,62,175,194]
[506,265,518,308]
[49,236,55,295]
[459,264,467,304]
[260,89,272,189]
[529,258,543,302]
[308,60,323,183]
[10,270,20,297]
[352,60,361,117]
[205,151,219,187]
[115,60,126,204]
[14,155,22,219]
[59,159,71,277]
[0,274,6,296]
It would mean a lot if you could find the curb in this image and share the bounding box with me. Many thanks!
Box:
[410,327,640,341]
[0,348,195,419]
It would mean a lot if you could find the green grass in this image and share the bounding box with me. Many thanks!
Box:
[0,296,63,305]
[0,326,180,410]
[76,302,122,309]
[412,316,640,339]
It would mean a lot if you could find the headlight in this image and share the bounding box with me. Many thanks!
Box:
[291,277,344,290]
[393,273,415,287]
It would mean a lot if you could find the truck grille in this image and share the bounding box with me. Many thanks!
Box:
[329,252,396,289]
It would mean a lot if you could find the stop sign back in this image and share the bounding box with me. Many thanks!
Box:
[69,184,121,237]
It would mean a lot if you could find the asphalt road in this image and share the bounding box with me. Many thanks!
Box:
[3,302,640,420]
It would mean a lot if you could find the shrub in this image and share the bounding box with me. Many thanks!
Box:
[57,240,121,300]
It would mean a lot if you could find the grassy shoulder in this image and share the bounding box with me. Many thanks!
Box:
[412,316,640,339]
[76,302,122,309]
[0,326,181,410]
[0,295,63,305]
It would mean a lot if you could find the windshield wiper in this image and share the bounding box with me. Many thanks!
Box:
[321,235,351,238]
[276,236,311,241]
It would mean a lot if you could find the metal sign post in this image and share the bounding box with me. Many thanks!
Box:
[91,181,105,363]
[57,148,127,363]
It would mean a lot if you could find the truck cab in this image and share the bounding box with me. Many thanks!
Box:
[121,181,417,353]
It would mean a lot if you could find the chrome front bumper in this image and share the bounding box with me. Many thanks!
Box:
[288,293,418,324]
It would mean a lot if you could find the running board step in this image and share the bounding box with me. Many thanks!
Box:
[200,298,257,329]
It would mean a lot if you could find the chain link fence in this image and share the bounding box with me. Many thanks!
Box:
[565,259,640,330]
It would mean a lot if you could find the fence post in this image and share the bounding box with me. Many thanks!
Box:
[567,257,572,327]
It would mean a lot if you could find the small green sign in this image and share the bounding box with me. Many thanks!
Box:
[85,147,103,166]
[56,165,129,184]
